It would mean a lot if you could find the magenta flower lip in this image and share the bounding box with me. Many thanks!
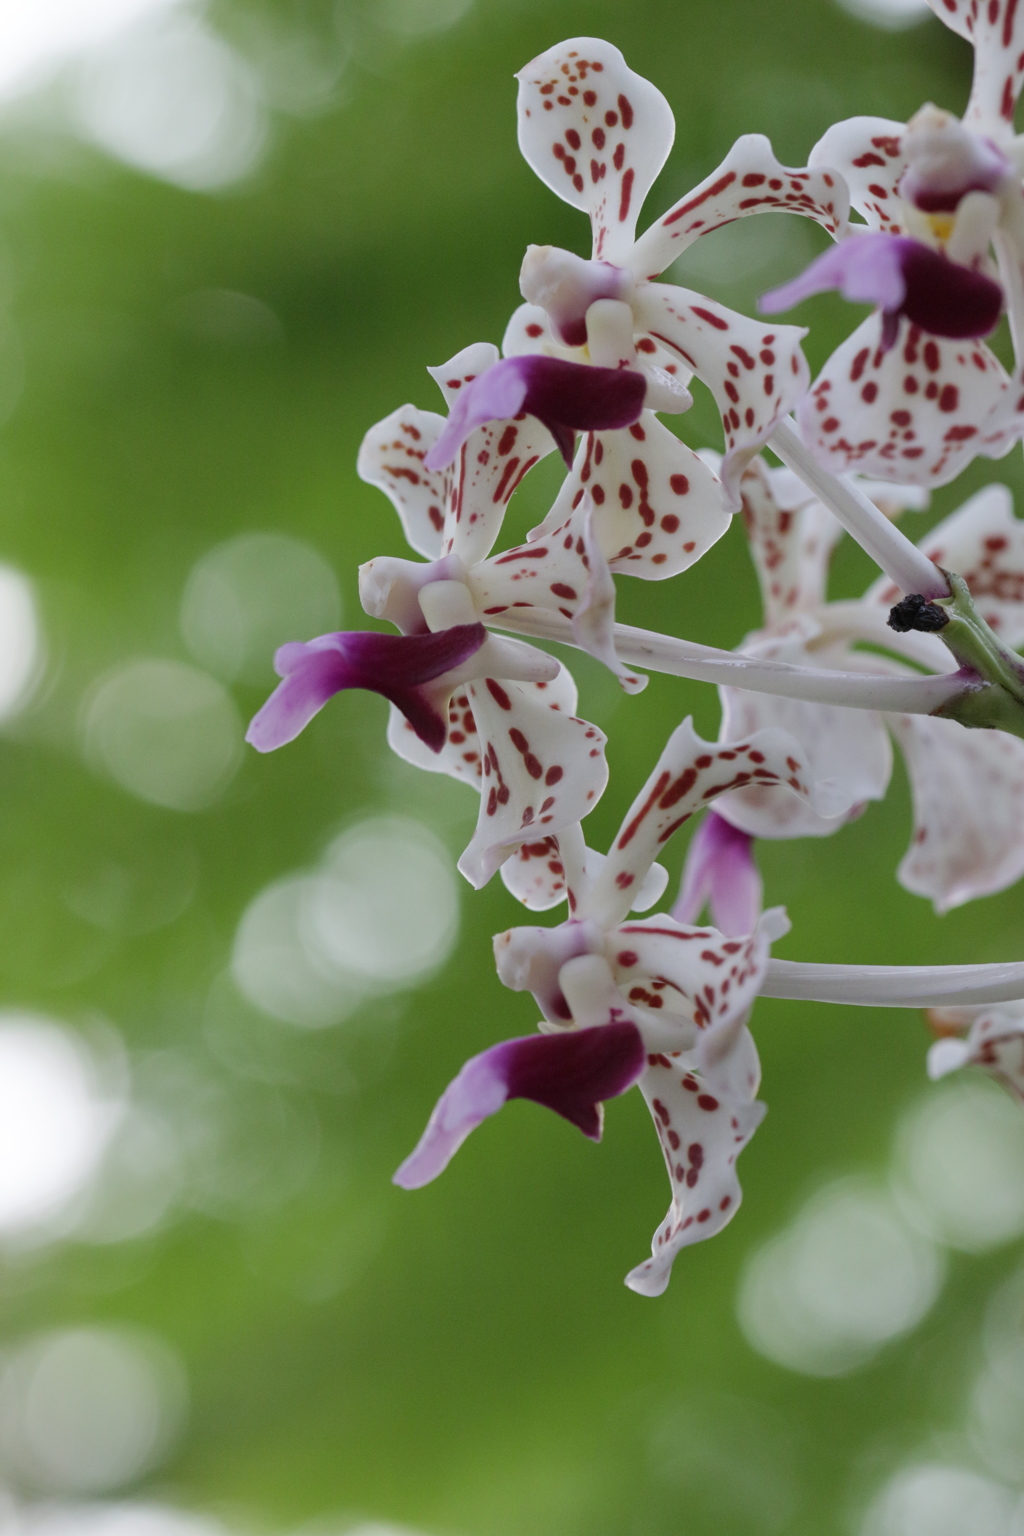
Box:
[424,354,647,473]
[760,232,1003,349]
[246,624,487,754]
[393,1021,647,1188]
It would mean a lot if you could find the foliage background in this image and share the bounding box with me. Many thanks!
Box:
[0,1,1021,1533]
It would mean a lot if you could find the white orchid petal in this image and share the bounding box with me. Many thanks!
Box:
[715,632,893,839]
[634,285,810,508]
[626,1054,765,1296]
[629,133,849,278]
[927,1035,973,1079]
[809,117,908,232]
[585,717,815,926]
[609,911,781,1031]
[427,342,502,409]
[356,405,448,559]
[499,834,572,910]
[528,414,723,571]
[739,457,844,624]
[457,671,608,888]
[869,482,1024,648]
[925,0,1024,138]
[939,1007,1024,1098]
[502,302,564,358]
[538,413,731,577]
[516,38,675,263]
[798,313,1023,485]
[887,711,1024,911]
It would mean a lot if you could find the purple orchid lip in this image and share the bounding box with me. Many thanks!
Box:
[673,811,762,938]
[760,233,1003,349]
[424,355,647,473]
[393,1021,646,1188]
[246,624,486,754]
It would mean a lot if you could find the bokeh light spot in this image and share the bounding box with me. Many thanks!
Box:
[834,0,931,27]
[859,1463,1016,1536]
[0,1326,187,1494]
[737,1180,944,1376]
[232,816,458,1027]
[82,658,243,811]
[0,566,41,720]
[0,1016,119,1237]
[180,533,340,686]
[893,1081,1024,1252]
[69,13,266,190]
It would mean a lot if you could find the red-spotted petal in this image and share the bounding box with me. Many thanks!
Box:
[628,134,849,279]
[625,1053,765,1296]
[356,405,448,559]
[798,313,1024,485]
[530,413,730,578]
[929,1003,1024,1100]
[386,658,579,786]
[609,912,780,1031]
[738,457,840,625]
[925,0,1024,136]
[499,835,574,910]
[869,483,1024,646]
[459,674,608,888]
[387,659,607,888]
[516,38,675,263]
[887,711,1024,911]
[810,117,908,232]
[634,284,810,508]
[715,630,894,839]
[584,717,814,927]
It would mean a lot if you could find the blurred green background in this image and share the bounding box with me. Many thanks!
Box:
[0,1,1022,1534]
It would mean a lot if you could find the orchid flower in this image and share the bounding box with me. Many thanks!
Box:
[396,715,835,1297]
[498,37,852,514]
[354,340,635,887]
[927,1001,1024,1101]
[709,461,1024,910]
[762,0,1024,487]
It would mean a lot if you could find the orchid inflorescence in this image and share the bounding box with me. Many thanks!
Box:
[249,0,1024,1295]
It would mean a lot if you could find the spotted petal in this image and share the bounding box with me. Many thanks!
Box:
[584,718,814,927]
[628,134,849,279]
[609,908,784,1030]
[626,1052,765,1296]
[634,284,810,507]
[530,413,730,578]
[500,835,573,910]
[925,0,1024,137]
[798,313,1024,484]
[884,482,1024,646]
[739,457,825,625]
[715,630,893,839]
[809,117,908,232]
[386,658,577,788]
[463,677,607,889]
[516,38,675,264]
[887,711,1024,911]
[928,1002,1024,1100]
[356,405,448,559]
